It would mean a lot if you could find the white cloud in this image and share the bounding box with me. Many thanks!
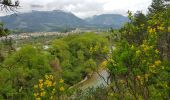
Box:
[0,0,152,18]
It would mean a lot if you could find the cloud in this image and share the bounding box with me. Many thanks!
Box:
[0,0,152,18]
[30,5,44,8]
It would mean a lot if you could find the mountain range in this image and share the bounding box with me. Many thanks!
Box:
[0,10,129,32]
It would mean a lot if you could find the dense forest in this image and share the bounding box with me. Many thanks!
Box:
[0,0,170,100]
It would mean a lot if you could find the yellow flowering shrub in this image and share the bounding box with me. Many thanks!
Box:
[148,28,156,34]
[59,86,65,91]
[33,74,65,100]
[106,10,170,99]
[59,79,64,83]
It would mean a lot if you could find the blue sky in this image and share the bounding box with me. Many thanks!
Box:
[1,0,152,18]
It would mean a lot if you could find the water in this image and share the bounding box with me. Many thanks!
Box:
[75,69,109,90]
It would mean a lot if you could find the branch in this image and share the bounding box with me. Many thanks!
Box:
[0,0,19,12]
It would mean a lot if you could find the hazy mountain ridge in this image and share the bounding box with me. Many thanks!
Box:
[85,14,129,28]
[0,10,128,32]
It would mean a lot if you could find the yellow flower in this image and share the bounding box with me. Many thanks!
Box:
[49,75,54,80]
[44,80,52,87]
[155,60,161,66]
[144,46,149,52]
[148,28,156,33]
[59,79,64,83]
[39,83,43,89]
[59,86,65,91]
[157,25,164,31]
[40,91,46,97]
[36,97,41,100]
[34,93,38,97]
[45,75,49,79]
[39,79,43,83]
[159,26,164,30]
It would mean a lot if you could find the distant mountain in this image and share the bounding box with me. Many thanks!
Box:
[0,10,88,32]
[85,14,129,28]
[0,10,128,32]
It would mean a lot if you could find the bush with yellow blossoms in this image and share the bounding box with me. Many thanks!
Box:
[33,74,66,100]
[106,9,169,100]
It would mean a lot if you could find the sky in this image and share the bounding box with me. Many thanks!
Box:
[0,0,152,18]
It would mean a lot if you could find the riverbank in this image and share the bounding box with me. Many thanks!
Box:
[70,68,109,90]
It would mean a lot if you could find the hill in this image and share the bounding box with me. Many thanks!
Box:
[85,14,129,28]
[0,10,128,32]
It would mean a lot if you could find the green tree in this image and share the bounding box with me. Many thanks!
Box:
[1,45,52,99]
[49,33,109,85]
[120,11,148,45]
[0,22,10,37]
[149,0,166,13]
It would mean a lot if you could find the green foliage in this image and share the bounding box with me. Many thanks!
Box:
[0,68,15,99]
[74,85,109,100]
[49,33,109,85]
[0,22,10,37]
[0,0,170,99]
[4,45,51,70]
[0,45,52,99]
[106,0,170,99]
[107,40,166,99]
[149,0,166,13]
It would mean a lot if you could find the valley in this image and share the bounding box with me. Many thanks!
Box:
[0,0,169,100]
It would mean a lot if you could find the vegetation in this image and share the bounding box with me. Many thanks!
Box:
[0,0,170,100]
[0,32,109,99]
[105,0,170,99]
[49,33,109,85]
